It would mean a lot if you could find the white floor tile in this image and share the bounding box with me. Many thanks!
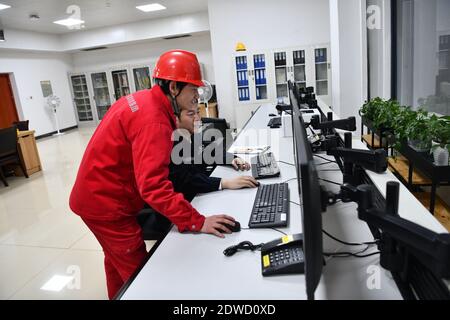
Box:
[0,245,64,299]
[10,249,108,300]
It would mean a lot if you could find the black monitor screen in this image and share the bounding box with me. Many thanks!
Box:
[289,83,324,300]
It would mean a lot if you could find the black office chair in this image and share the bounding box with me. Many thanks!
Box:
[200,117,234,165]
[13,120,29,131]
[0,126,29,187]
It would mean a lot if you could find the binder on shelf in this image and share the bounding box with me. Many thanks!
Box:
[262,69,266,84]
[261,54,265,68]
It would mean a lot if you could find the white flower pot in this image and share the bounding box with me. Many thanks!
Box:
[431,141,449,166]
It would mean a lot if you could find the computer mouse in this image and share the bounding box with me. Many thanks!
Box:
[269,113,277,117]
[219,221,241,233]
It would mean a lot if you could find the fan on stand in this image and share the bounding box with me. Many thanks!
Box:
[46,95,64,136]
[197,80,213,118]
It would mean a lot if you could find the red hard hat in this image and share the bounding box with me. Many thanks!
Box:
[153,50,204,87]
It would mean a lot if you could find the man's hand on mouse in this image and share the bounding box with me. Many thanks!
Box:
[231,158,250,171]
[200,215,236,238]
[222,176,259,190]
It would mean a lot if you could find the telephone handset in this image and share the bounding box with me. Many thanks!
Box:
[261,233,305,276]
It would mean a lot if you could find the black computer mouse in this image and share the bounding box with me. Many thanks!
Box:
[219,221,241,233]
[269,113,277,117]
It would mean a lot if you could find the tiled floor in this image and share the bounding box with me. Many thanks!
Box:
[0,128,155,300]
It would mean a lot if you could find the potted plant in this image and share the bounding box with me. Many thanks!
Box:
[429,115,450,166]
[404,109,432,153]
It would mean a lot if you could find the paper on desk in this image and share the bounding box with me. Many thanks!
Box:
[229,145,270,154]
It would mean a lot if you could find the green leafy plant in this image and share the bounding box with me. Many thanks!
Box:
[403,109,432,152]
[429,115,450,152]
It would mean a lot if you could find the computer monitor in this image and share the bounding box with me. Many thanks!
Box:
[289,82,324,300]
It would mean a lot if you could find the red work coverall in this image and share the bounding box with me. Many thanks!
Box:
[69,85,205,299]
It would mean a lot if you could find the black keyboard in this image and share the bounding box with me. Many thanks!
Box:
[251,152,280,179]
[267,117,282,128]
[249,183,289,228]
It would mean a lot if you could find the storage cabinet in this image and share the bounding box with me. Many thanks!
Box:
[70,74,95,125]
[111,68,131,101]
[91,72,112,121]
[233,44,331,108]
[234,52,270,104]
[131,65,152,92]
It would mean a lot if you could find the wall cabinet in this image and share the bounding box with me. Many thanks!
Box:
[233,44,331,107]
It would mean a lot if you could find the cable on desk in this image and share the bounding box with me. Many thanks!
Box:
[282,177,298,184]
[290,200,301,206]
[322,229,377,246]
[316,161,338,167]
[223,241,264,257]
[314,154,337,163]
[270,228,287,236]
[318,169,342,172]
[278,160,295,166]
[323,244,380,258]
[318,177,342,186]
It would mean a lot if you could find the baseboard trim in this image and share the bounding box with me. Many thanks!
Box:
[36,125,78,140]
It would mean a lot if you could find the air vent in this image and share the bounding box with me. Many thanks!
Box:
[163,34,192,40]
[0,30,5,41]
[81,46,108,52]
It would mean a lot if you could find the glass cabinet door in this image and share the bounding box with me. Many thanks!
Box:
[71,75,93,122]
[315,48,328,96]
[253,54,268,100]
[132,67,152,91]
[293,50,306,91]
[235,55,250,101]
[91,72,112,121]
[112,69,130,100]
[274,51,288,103]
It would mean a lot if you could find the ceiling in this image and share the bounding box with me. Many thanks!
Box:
[0,0,208,34]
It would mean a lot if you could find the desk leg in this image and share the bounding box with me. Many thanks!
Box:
[430,183,437,215]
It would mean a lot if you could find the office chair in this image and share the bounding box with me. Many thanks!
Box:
[0,126,29,187]
[13,120,29,131]
[137,206,172,241]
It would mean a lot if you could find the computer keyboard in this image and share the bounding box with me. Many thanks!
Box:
[251,152,280,179]
[249,183,289,228]
[267,117,282,128]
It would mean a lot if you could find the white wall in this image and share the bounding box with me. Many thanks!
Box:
[330,0,368,129]
[208,0,330,128]
[71,33,215,83]
[0,51,77,136]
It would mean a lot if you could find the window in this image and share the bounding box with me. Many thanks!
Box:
[394,0,450,115]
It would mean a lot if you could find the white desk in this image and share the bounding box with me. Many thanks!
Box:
[119,103,446,300]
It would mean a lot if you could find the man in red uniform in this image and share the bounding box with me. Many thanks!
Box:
[69,50,237,299]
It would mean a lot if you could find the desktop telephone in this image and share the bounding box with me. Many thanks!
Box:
[261,233,305,276]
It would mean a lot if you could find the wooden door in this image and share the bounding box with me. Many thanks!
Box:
[0,74,19,129]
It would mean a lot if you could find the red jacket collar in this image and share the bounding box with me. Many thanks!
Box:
[153,85,177,129]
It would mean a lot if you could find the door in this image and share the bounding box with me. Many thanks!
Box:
[273,51,289,103]
[251,53,269,102]
[0,74,19,129]
[313,47,331,98]
[91,72,112,121]
[111,69,131,101]
[235,54,251,102]
[292,49,307,91]
[131,66,152,92]
[70,74,95,125]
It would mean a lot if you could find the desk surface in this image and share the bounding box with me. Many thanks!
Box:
[119,103,446,300]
